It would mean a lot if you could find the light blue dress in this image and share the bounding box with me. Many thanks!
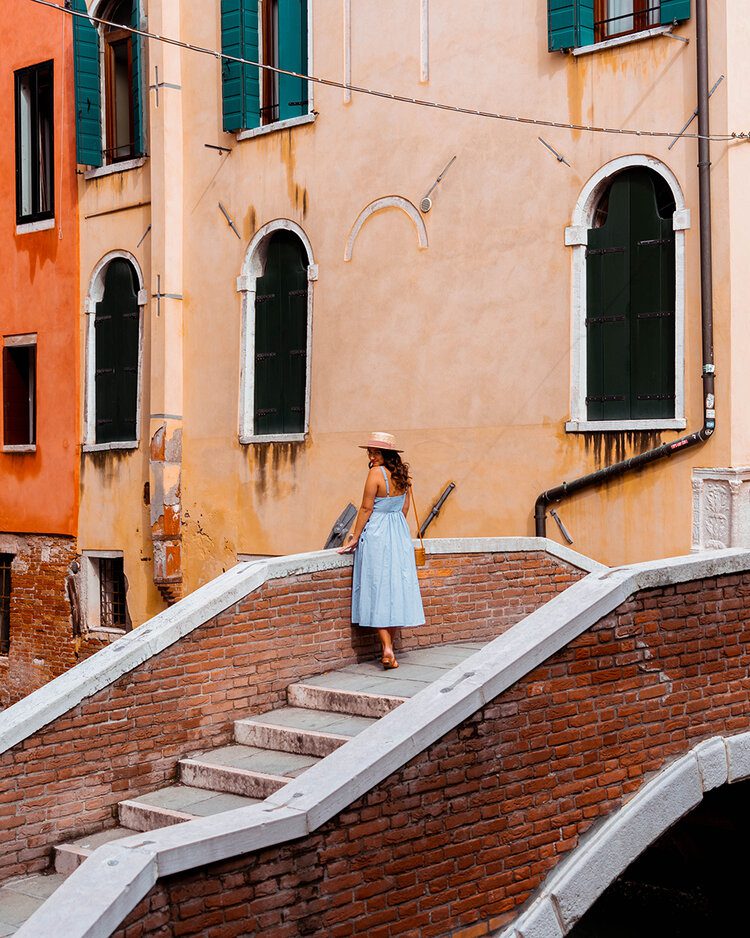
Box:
[352,467,426,629]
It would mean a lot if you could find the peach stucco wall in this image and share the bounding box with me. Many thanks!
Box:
[75,0,741,625]
[0,4,80,537]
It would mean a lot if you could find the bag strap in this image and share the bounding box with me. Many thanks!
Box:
[410,485,425,551]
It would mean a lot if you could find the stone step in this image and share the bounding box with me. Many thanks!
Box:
[179,744,320,798]
[0,874,66,935]
[234,706,377,757]
[118,785,262,832]
[53,827,138,876]
[287,681,407,718]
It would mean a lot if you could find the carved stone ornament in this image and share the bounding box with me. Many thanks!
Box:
[692,468,750,551]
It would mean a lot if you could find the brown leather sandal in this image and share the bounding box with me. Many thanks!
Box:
[381,653,399,670]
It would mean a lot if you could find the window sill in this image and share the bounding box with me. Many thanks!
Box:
[240,433,307,445]
[566,418,687,433]
[16,218,54,235]
[572,25,674,56]
[236,112,316,142]
[3,444,36,454]
[87,627,126,638]
[84,157,147,181]
[83,441,139,453]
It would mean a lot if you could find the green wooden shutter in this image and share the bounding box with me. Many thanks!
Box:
[95,260,139,443]
[548,0,595,51]
[586,179,631,421]
[221,0,260,132]
[131,2,144,156]
[254,232,308,435]
[72,0,102,167]
[586,170,676,421]
[629,172,675,419]
[278,0,308,121]
[660,0,691,25]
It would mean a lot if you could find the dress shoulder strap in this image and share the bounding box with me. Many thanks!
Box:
[380,465,390,495]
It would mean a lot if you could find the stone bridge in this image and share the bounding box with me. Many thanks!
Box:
[1,538,749,936]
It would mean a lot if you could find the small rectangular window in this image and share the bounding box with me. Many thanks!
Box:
[595,0,660,42]
[2,341,37,447]
[0,555,11,656]
[98,557,127,629]
[15,61,54,224]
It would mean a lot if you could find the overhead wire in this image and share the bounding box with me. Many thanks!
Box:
[26,0,748,143]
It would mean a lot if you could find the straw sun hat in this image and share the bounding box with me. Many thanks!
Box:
[358,431,403,452]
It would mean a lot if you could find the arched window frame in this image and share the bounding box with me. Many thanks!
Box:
[565,155,690,433]
[83,250,147,451]
[237,220,317,443]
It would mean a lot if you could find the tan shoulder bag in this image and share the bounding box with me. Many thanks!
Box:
[410,486,426,566]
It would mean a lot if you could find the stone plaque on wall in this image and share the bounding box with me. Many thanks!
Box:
[692,468,750,551]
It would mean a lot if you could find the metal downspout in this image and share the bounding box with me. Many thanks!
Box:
[534,0,715,538]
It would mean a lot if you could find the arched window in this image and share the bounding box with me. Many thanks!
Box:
[84,253,145,449]
[586,168,676,421]
[566,157,688,432]
[238,222,315,442]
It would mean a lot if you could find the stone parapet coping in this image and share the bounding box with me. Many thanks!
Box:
[15,547,750,937]
[0,538,598,759]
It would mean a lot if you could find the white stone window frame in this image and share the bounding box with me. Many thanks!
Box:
[80,549,127,635]
[236,0,316,142]
[237,219,317,444]
[84,0,147,174]
[565,154,690,434]
[83,250,147,452]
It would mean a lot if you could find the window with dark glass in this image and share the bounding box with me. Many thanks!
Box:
[103,0,136,163]
[595,0,660,41]
[0,555,11,656]
[94,259,139,443]
[15,61,54,224]
[98,557,127,629]
[2,342,37,447]
[254,231,308,435]
[586,168,676,421]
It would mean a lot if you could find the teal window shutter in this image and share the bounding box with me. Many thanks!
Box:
[131,2,144,155]
[253,232,308,435]
[221,0,260,133]
[548,0,594,51]
[660,0,691,25]
[95,260,140,443]
[586,169,676,421]
[278,0,308,121]
[72,0,102,166]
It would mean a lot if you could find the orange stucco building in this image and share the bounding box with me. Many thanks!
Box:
[0,3,84,704]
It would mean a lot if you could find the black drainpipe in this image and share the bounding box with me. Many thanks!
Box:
[534,0,716,538]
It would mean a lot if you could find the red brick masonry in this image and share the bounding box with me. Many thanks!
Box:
[0,535,109,708]
[0,551,581,885]
[113,571,750,938]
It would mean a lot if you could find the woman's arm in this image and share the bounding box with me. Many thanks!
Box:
[402,485,411,518]
[337,469,380,553]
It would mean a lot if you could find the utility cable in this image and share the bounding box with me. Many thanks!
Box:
[27,0,747,143]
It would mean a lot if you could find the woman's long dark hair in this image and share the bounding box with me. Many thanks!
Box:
[378,450,411,493]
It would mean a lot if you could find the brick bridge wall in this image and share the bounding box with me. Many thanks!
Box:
[0,535,110,709]
[0,550,581,883]
[114,570,750,938]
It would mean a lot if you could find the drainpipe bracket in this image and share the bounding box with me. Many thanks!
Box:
[703,364,715,375]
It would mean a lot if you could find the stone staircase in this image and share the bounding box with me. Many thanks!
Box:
[0,642,484,935]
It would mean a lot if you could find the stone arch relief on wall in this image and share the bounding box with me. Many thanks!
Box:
[344,196,428,262]
[237,219,317,443]
[565,154,690,433]
[83,250,148,451]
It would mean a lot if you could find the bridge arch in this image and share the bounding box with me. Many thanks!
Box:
[502,732,750,937]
